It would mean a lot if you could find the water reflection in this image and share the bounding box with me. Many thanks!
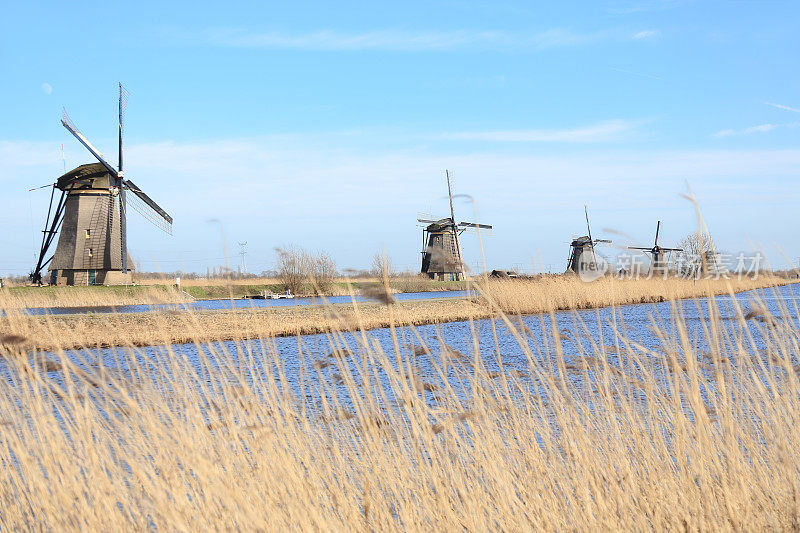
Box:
[22,290,474,316]
[32,283,799,416]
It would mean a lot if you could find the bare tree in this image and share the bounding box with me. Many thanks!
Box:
[310,250,338,294]
[676,232,716,277]
[274,245,339,295]
[274,245,305,295]
[371,252,396,279]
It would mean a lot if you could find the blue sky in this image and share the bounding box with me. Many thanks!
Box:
[1,0,799,276]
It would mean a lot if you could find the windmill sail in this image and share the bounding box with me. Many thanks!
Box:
[627,221,684,276]
[585,205,598,268]
[118,84,129,272]
[445,170,462,264]
[124,180,173,235]
[61,109,118,176]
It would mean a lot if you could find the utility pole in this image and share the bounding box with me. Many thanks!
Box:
[238,242,247,274]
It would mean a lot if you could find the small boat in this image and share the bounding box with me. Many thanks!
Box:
[262,289,295,300]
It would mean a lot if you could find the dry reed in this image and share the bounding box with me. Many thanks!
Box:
[0,275,798,529]
[0,284,191,309]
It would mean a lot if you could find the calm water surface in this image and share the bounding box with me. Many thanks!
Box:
[31,283,800,413]
[22,290,473,316]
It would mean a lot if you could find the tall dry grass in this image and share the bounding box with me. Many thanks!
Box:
[0,274,799,529]
[0,284,192,310]
[481,274,790,314]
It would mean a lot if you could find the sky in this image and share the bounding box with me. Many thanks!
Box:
[1,0,799,277]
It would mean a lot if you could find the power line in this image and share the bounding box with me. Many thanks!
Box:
[238,242,247,273]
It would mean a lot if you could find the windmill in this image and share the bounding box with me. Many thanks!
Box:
[628,221,682,277]
[30,84,173,286]
[417,170,491,281]
[566,206,611,275]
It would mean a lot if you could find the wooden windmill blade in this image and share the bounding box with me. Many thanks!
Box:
[654,220,661,247]
[628,222,682,252]
[584,205,594,244]
[458,222,492,229]
[118,83,129,272]
[584,205,600,266]
[123,180,173,234]
[458,221,493,237]
[445,169,462,263]
[445,170,457,229]
[61,109,118,177]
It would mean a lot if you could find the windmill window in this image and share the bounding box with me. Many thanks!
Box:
[86,229,91,238]
[88,248,93,258]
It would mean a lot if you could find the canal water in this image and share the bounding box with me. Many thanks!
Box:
[28,283,800,415]
[21,290,474,316]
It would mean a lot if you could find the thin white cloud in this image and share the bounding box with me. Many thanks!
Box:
[765,101,800,113]
[5,137,800,274]
[202,27,652,51]
[713,123,778,137]
[632,29,661,40]
[41,83,52,95]
[443,120,638,143]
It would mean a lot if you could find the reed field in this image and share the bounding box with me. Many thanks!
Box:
[0,273,798,529]
[0,284,192,310]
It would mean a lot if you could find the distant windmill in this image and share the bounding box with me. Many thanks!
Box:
[30,84,173,286]
[566,206,611,274]
[628,221,682,277]
[417,170,492,281]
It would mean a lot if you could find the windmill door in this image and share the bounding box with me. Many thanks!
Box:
[88,270,96,285]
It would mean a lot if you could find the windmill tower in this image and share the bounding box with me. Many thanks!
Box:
[566,206,611,275]
[628,221,683,277]
[30,84,173,286]
[417,170,491,281]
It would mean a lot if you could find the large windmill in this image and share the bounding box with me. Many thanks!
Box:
[628,221,682,277]
[417,170,491,281]
[30,84,173,286]
[566,206,611,275]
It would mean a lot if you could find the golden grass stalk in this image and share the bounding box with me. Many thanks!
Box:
[0,284,192,309]
[0,275,798,529]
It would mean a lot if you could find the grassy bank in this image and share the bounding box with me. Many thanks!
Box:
[1,276,468,308]
[1,276,790,351]
[180,278,468,300]
[0,274,798,528]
